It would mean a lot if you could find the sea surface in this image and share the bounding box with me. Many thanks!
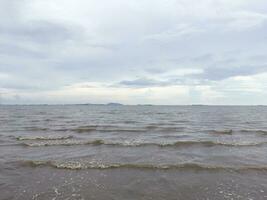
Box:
[1,105,267,200]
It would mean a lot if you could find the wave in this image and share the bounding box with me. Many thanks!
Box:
[145,125,158,130]
[21,139,267,147]
[162,140,267,147]
[58,128,147,133]
[54,127,97,133]
[16,135,74,141]
[240,130,267,135]
[5,128,49,132]
[22,139,104,147]
[21,160,267,171]
[23,127,49,131]
[172,120,190,123]
[255,130,267,135]
[55,125,185,133]
[101,129,148,133]
[209,129,233,135]
[145,126,185,132]
[123,120,138,124]
[70,128,97,133]
[55,125,139,133]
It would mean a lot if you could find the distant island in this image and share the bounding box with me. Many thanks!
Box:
[78,103,124,106]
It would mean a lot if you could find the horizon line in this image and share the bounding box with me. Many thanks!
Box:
[0,103,266,106]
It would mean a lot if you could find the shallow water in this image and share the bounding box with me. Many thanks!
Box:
[1,105,267,199]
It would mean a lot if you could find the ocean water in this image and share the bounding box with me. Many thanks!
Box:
[1,105,267,200]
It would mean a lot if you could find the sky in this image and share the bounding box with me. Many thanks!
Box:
[0,0,267,105]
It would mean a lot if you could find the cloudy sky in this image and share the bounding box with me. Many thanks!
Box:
[0,0,267,105]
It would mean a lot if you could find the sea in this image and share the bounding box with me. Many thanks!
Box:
[1,105,267,200]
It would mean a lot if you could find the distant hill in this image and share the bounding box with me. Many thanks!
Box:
[106,103,123,106]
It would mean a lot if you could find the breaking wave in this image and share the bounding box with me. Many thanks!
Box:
[22,139,104,147]
[16,135,74,141]
[21,160,267,171]
[21,139,267,147]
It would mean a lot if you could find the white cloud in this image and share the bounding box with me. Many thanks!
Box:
[226,11,267,31]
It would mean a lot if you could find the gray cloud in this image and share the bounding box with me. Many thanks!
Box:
[0,21,74,44]
[119,78,172,87]
[201,64,267,81]
[0,0,267,104]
